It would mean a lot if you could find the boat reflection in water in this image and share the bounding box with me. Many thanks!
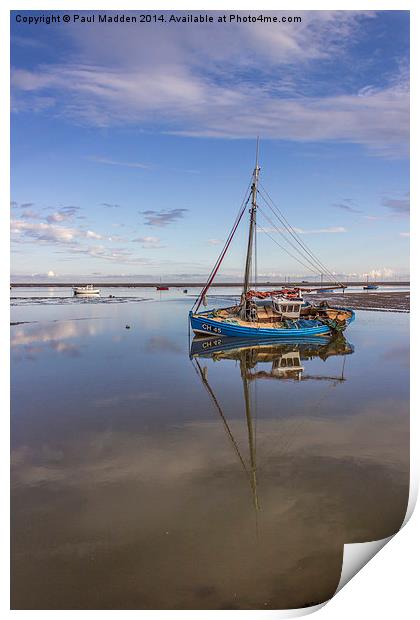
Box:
[190,334,354,514]
[191,335,353,379]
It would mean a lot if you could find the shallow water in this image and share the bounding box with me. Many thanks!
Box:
[11,289,409,609]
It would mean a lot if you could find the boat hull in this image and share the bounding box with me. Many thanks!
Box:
[190,334,332,357]
[73,288,100,296]
[189,309,354,339]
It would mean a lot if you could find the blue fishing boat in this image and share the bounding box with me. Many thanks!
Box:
[190,142,355,339]
[363,277,379,290]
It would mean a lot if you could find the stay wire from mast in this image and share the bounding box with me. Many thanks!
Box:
[191,357,254,483]
[257,205,327,277]
[258,184,343,286]
[258,186,337,282]
[256,197,331,277]
[254,200,258,291]
[259,184,343,285]
[258,184,335,279]
[192,179,253,312]
[258,221,324,277]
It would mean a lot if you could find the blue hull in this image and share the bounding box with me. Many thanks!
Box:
[190,334,333,357]
[190,309,354,339]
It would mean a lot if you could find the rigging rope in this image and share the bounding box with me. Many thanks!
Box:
[191,357,253,482]
[258,185,331,275]
[192,180,252,312]
[258,184,344,286]
[257,208,325,277]
[192,166,344,315]
[258,202,323,273]
[254,206,258,292]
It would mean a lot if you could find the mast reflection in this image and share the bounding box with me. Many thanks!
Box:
[190,335,354,516]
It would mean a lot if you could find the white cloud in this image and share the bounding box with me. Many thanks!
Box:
[12,65,408,156]
[364,268,396,278]
[10,217,168,267]
[11,220,77,243]
[88,156,150,169]
[294,226,347,234]
[86,230,102,239]
[20,209,41,220]
[132,236,165,249]
[207,238,222,245]
[11,219,103,244]
[257,225,347,235]
[11,12,408,157]
[399,232,409,237]
[65,244,152,265]
[46,212,69,223]
[46,206,80,223]
[363,215,382,221]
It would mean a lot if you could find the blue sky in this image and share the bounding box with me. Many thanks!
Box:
[11,10,409,281]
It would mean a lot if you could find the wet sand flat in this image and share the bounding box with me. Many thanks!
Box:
[307,291,410,313]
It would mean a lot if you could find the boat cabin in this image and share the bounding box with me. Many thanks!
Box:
[246,350,304,380]
[271,296,304,319]
[272,352,303,378]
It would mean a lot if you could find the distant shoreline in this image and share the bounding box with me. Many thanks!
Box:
[10,281,410,288]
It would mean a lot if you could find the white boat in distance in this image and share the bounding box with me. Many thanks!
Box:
[73,284,100,296]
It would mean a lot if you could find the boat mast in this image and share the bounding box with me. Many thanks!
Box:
[193,355,260,516]
[240,355,260,514]
[241,139,260,314]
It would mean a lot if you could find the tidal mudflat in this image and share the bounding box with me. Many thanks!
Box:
[11,287,409,609]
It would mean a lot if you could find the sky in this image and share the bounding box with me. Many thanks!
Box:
[10,10,409,281]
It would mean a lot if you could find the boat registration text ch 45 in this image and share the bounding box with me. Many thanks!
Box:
[202,323,222,334]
